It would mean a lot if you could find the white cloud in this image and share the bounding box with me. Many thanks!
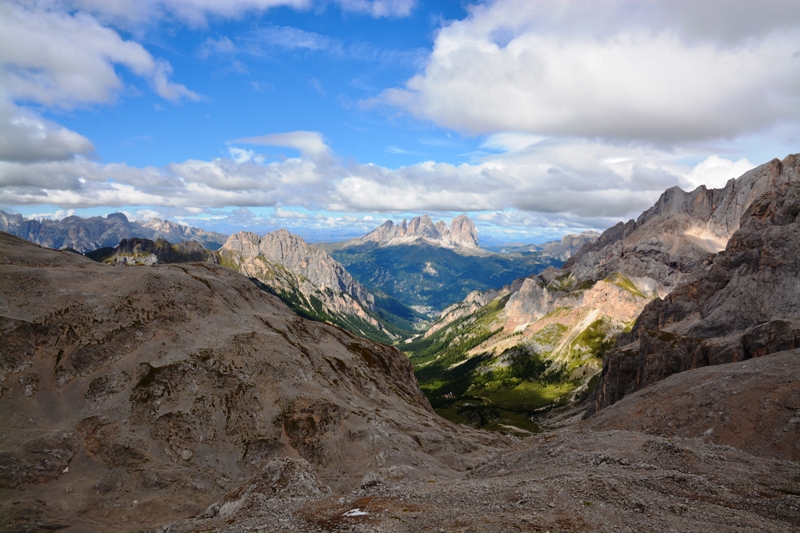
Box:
[234,131,333,161]
[0,2,198,108]
[377,0,800,143]
[3,133,761,229]
[336,0,416,18]
[152,60,200,102]
[71,0,413,24]
[0,101,94,163]
[684,155,755,189]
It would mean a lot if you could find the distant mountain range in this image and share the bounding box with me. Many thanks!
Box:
[485,231,600,260]
[319,215,595,312]
[0,211,228,252]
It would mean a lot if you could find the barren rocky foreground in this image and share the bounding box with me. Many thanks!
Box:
[162,350,800,533]
[2,154,800,533]
[0,233,503,532]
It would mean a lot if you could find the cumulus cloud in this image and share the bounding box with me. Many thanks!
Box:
[0,131,758,228]
[70,0,413,24]
[0,101,94,163]
[377,0,800,143]
[0,2,198,108]
[234,131,333,161]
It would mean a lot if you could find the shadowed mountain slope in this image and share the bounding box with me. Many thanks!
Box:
[591,153,800,413]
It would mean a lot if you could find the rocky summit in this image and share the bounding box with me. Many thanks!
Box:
[355,214,481,251]
[0,233,503,532]
[218,229,398,342]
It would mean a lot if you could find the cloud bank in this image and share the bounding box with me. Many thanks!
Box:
[377,0,800,143]
[0,130,756,230]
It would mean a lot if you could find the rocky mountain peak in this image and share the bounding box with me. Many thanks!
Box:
[354,214,480,251]
[450,214,478,246]
[222,229,375,309]
[564,155,799,296]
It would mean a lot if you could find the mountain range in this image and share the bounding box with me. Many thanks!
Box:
[405,154,800,433]
[0,232,503,531]
[0,211,228,252]
[322,215,587,312]
[85,230,412,344]
[352,214,481,251]
[2,154,800,532]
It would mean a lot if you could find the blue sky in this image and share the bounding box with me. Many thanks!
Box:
[1,0,799,243]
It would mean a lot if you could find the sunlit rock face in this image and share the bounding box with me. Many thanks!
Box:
[356,214,480,250]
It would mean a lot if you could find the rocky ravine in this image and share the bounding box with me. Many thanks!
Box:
[0,211,228,252]
[592,153,800,413]
[0,233,504,532]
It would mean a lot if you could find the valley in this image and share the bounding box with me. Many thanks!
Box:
[1,156,798,532]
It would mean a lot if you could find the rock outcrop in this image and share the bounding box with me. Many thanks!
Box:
[223,229,374,309]
[409,155,800,426]
[90,237,219,265]
[0,211,228,252]
[355,214,481,251]
[588,348,800,461]
[0,232,505,532]
[592,154,800,412]
[219,230,389,340]
[566,156,797,296]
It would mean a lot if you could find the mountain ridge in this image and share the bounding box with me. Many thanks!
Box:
[404,154,800,431]
[352,214,482,252]
[0,211,228,252]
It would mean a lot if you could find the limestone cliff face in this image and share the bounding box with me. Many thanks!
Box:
[220,230,385,338]
[566,156,798,296]
[593,154,800,413]
[222,229,374,310]
[0,233,505,531]
[356,214,480,251]
[0,211,228,252]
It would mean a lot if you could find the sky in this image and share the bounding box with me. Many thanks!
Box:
[1,0,798,244]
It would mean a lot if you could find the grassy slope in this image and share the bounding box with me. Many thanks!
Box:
[403,274,648,435]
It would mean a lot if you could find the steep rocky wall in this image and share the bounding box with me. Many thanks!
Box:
[592,154,800,413]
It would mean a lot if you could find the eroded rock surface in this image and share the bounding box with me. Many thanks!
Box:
[593,154,800,412]
[0,232,504,532]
